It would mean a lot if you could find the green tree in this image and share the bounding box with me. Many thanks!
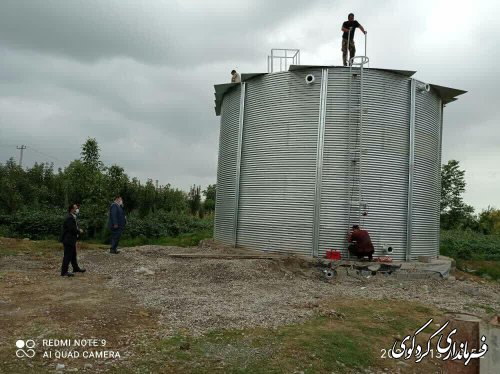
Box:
[0,137,213,241]
[105,165,128,198]
[478,207,500,235]
[0,158,24,213]
[440,160,475,230]
[81,137,103,170]
[188,185,201,216]
[122,177,141,213]
[157,183,187,212]
[139,179,157,217]
[202,184,216,213]
[74,138,107,237]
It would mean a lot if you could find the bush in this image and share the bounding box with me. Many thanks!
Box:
[440,229,500,261]
[123,210,213,239]
[478,207,500,235]
[0,209,64,240]
[0,225,13,237]
[0,207,214,244]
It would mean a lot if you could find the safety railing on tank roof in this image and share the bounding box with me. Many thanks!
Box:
[267,49,300,73]
[347,28,369,67]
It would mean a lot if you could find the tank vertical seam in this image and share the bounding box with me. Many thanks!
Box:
[437,99,444,257]
[406,79,416,261]
[313,68,328,257]
[234,83,246,247]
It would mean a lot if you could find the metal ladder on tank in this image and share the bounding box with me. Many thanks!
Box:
[345,49,369,260]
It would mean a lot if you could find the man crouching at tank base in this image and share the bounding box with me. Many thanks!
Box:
[60,203,86,277]
[347,224,374,261]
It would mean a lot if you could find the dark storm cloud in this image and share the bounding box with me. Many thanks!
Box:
[0,0,324,66]
[0,0,498,210]
[0,47,214,139]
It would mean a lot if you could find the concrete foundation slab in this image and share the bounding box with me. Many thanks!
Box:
[320,255,454,280]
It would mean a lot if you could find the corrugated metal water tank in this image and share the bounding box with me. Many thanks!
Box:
[213,66,465,261]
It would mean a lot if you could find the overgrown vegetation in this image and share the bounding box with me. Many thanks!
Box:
[440,230,500,280]
[440,160,499,234]
[439,160,499,280]
[0,138,215,243]
[440,230,500,261]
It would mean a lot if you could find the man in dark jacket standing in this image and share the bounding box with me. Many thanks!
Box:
[109,195,126,254]
[61,204,86,277]
[348,224,374,261]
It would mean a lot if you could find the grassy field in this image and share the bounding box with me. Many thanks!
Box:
[124,300,443,374]
[0,237,106,257]
[0,231,212,258]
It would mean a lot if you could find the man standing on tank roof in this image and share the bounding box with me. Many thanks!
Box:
[341,13,367,66]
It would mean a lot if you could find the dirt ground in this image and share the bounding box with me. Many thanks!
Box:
[87,241,500,334]
[1,239,499,373]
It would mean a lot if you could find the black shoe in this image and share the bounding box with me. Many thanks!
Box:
[110,250,120,254]
[61,272,75,277]
[74,268,86,273]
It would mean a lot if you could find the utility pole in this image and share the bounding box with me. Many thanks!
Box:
[16,145,26,167]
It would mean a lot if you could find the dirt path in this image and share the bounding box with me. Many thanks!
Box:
[0,254,157,373]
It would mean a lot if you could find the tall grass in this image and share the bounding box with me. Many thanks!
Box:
[440,229,500,261]
[440,229,500,280]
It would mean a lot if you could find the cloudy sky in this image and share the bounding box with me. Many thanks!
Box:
[0,0,498,211]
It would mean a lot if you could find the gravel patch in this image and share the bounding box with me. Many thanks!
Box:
[82,243,500,336]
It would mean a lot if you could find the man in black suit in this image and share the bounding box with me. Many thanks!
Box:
[60,203,86,277]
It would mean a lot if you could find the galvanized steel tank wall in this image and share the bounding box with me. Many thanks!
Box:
[214,85,241,245]
[214,68,443,260]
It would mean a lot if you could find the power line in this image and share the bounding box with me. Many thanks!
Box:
[2,142,126,169]
[0,143,18,148]
[27,146,65,163]
[0,143,65,165]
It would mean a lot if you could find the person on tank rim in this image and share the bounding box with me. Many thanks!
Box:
[108,195,126,254]
[341,13,367,66]
[347,224,374,261]
[60,203,86,277]
[231,69,241,83]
